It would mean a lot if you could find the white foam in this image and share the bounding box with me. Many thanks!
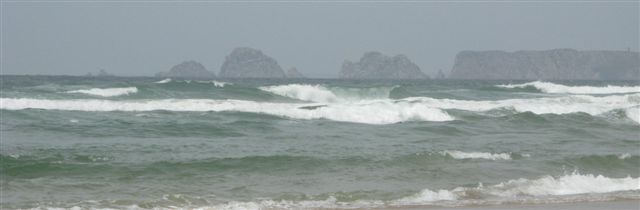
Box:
[25,173,640,210]
[393,189,458,205]
[618,153,632,159]
[625,106,640,123]
[154,78,172,84]
[0,98,454,124]
[259,84,338,102]
[65,87,138,97]
[497,81,640,94]
[441,150,512,160]
[196,80,231,87]
[259,84,395,103]
[393,173,640,206]
[405,93,640,117]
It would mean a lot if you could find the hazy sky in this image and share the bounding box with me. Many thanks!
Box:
[2,1,638,78]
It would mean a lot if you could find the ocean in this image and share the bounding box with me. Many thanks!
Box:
[0,75,639,209]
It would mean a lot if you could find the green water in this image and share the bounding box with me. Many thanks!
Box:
[1,76,639,209]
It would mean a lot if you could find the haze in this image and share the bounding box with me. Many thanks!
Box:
[2,1,638,78]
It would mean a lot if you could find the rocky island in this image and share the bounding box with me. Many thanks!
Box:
[155,61,215,78]
[285,67,305,78]
[219,47,286,78]
[449,49,639,80]
[339,52,428,79]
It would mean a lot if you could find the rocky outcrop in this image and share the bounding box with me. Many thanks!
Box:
[219,47,285,78]
[339,52,428,79]
[449,49,640,80]
[156,61,215,78]
[435,69,446,79]
[285,68,305,78]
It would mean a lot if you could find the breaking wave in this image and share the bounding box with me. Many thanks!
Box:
[440,150,516,160]
[64,87,138,97]
[154,78,172,84]
[497,81,640,94]
[211,173,640,209]
[404,93,640,119]
[259,84,396,102]
[392,172,639,206]
[196,80,231,87]
[3,92,639,124]
[0,98,453,124]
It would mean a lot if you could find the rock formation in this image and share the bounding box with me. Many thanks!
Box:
[285,67,305,78]
[435,69,446,79]
[219,47,286,78]
[156,61,215,78]
[339,52,428,79]
[449,49,640,80]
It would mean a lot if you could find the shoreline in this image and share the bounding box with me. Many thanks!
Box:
[395,200,640,210]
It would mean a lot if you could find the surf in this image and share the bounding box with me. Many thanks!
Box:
[497,81,640,94]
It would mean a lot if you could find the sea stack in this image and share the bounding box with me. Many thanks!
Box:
[156,61,215,78]
[285,67,305,78]
[449,49,640,80]
[339,51,428,79]
[219,47,286,78]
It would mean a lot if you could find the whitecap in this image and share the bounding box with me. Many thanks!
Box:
[625,106,640,123]
[196,80,231,87]
[259,84,395,103]
[393,172,639,206]
[404,93,640,118]
[0,98,454,124]
[154,78,172,84]
[441,150,512,160]
[497,81,640,94]
[259,84,338,103]
[65,87,138,97]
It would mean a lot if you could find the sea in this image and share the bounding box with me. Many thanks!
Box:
[1,75,639,209]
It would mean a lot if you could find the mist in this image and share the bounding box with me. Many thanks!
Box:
[2,1,638,78]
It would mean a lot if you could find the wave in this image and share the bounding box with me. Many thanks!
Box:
[0,98,453,124]
[195,80,231,87]
[625,106,640,123]
[497,81,640,94]
[64,87,138,97]
[404,93,640,120]
[440,150,517,160]
[209,173,640,210]
[260,84,338,102]
[259,84,395,102]
[393,172,639,206]
[9,172,639,209]
[154,78,172,84]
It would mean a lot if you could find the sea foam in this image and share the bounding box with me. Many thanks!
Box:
[64,87,138,97]
[259,84,395,102]
[393,173,640,206]
[0,98,453,124]
[210,173,640,210]
[405,93,640,118]
[259,84,338,102]
[441,150,512,160]
[497,81,640,94]
[154,78,172,84]
[24,173,640,210]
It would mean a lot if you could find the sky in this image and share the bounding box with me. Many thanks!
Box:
[1,1,639,78]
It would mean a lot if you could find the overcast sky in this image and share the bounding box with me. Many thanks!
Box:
[2,1,638,78]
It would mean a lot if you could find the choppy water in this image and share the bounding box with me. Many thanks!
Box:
[1,75,639,209]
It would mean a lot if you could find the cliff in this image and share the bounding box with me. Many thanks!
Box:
[219,47,286,78]
[339,52,428,79]
[449,49,640,80]
[156,61,215,78]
